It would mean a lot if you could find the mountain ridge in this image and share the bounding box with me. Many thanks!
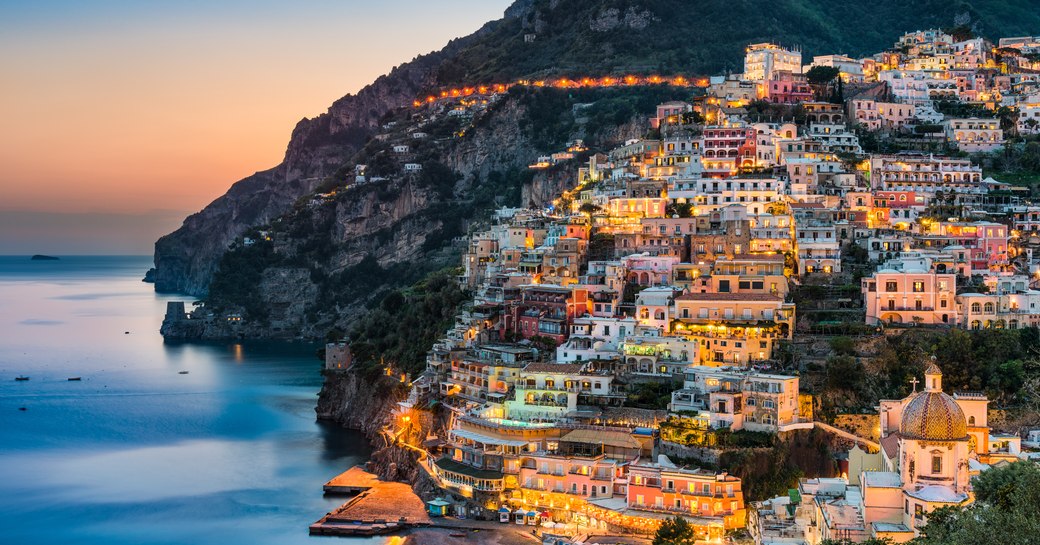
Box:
[153,0,1040,296]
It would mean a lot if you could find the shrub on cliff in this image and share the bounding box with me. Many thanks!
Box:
[207,239,283,320]
[346,268,470,377]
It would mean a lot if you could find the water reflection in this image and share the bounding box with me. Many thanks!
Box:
[0,256,375,545]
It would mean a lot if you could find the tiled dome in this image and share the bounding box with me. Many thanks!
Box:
[900,390,967,441]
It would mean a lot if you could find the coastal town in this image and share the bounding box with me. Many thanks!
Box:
[310,30,1040,545]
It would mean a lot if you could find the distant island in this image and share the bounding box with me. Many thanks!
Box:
[30,255,59,261]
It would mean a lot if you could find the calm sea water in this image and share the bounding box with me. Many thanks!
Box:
[0,256,382,544]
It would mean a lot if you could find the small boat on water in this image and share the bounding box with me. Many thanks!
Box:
[15,376,29,381]
[67,377,82,381]
[178,371,189,375]
[18,407,27,411]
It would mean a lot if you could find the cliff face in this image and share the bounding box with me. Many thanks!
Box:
[316,371,404,436]
[317,369,449,492]
[165,85,660,340]
[153,0,1040,296]
[150,12,518,296]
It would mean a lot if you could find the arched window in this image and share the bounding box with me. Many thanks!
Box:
[984,302,995,313]
[968,416,976,426]
[971,303,981,313]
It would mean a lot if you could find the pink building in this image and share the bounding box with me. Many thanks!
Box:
[700,125,756,177]
[862,266,958,325]
[917,221,1008,272]
[626,463,746,532]
[764,71,812,104]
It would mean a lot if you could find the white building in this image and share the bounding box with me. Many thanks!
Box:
[744,43,802,82]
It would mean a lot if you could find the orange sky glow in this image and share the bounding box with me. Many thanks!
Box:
[0,1,511,253]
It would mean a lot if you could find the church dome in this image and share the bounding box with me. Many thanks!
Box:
[900,391,968,441]
[900,362,967,441]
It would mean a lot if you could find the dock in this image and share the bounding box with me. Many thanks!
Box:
[310,466,431,537]
[322,466,381,495]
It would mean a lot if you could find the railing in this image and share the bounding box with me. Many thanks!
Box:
[520,400,568,408]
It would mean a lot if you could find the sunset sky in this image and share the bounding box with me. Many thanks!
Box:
[0,0,512,254]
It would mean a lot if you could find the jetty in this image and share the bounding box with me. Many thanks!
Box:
[310,467,431,537]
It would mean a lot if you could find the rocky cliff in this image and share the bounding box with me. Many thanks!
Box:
[153,0,1040,296]
[316,369,447,492]
[159,85,658,340]
[151,11,514,296]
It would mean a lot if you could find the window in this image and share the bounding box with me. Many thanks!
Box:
[932,455,942,474]
[913,281,925,293]
[886,281,898,292]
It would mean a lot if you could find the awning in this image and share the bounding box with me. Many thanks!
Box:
[434,457,504,480]
[451,428,529,447]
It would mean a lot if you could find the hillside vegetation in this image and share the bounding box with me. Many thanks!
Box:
[434,0,1040,85]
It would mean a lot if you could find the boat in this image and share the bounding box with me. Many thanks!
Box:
[67,377,82,381]
[178,371,189,375]
[18,407,27,411]
[15,376,29,381]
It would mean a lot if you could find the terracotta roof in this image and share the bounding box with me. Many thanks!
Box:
[523,362,585,374]
[561,429,641,449]
[880,434,900,459]
[675,293,783,302]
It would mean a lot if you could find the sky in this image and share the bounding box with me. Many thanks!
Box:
[0,0,513,255]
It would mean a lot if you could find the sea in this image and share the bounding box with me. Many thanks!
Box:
[0,256,385,545]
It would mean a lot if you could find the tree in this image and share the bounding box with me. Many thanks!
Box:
[653,516,697,545]
[578,202,602,218]
[944,24,974,42]
[821,538,891,545]
[666,202,693,218]
[915,463,1040,545]
[971,460,1040,510]
[826,355,865,393]
[805,65,840,85]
